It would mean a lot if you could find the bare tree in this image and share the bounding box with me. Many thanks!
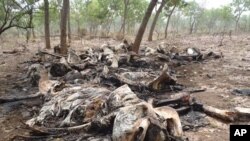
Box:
[120,0,130,37]
[60,0,69,54]
[44,0,51,49]
[132,0,158,54]
[148,0,166,41]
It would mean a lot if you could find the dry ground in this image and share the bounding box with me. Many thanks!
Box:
[0,34,249,141]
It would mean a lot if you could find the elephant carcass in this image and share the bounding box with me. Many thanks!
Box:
[112,102,183,141]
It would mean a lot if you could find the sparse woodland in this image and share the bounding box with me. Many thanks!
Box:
[1,0,250,45]
[0,0,250,141]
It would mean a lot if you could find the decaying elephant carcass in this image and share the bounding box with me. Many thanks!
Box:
[144,47,157,56]
[186,48,201,56]
[26,84,183,141]
[148,64,177,91]
[67,49,82,64]
[112,104,155,141]
[154,106,183,137]
[103,85,183,141]
[25,63,43,86]
[50,62,71,77]
[26,86,110,127]
[104,84,142,113]
[111,86,183,141]
[115,64,177,91]
[113,103,183,141]
[114,39,133,53]
[115,72,155,88]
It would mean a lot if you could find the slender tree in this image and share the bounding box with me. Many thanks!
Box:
[165,5,176,38]
[120,0,130,36]
[44,0,51,49]
[132,0,158,54]
[184,1,203,34]
[60,0,69,54]
[68,1,71,44]
[148,0,166,41]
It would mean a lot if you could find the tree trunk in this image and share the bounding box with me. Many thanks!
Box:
[189,22,194,34]
[120,0,129,37]
[26,6,34,43]
[148,0,166,41]
[32,28,36,39]
[164,5,176,39]
[132,0,158,54]
[189,17,195,34]
[60,0,69,54]
[235,17,240,33]
[68,1,71,44]
[26,29,31,43]
[44,0,51,49]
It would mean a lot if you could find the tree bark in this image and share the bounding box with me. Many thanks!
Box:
[235,17,240,33]
[44,0,51,49]
[148,0,166,41]
[26,29,31,43]
[60,0,69,54]
[32,28,36,39]
[120,0,129,37]
[132,0,158,54]
[189,17,195,34]
[164,5,176,39]
[68,1,71,44]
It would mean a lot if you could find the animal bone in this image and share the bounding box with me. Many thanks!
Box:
[148,64,177,91]
[111,55,119,68]
[60,105,80,127]
[112,101,183,141]
[112,103,155,141]
[154,106,183,137]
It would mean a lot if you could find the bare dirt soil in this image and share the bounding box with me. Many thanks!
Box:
[0,35,249,141]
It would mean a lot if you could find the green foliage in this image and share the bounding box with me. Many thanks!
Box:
[231,0,250,30]
[219,6,234,23]
[0,0,39,34]
[125,0,148,23]
[183,1,203,18]
[32,0,58,32]
[2,0,250,36]
[231,0,250,15]
[164,0,187,16]
[69,0,148,33]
